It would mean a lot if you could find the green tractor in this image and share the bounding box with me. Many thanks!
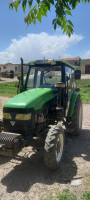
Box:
[0,59,82,169]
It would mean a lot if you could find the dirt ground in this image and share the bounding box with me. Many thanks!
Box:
[0,77,18,84]
[0,97,90,200]
[81,74,90,79]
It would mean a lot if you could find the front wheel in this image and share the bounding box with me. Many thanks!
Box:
[44,125,64,170]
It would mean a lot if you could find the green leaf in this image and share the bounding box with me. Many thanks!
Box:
[67,25,73,32]
[45,1,51,10]
[34,8,38,15]
[57,19,61,26]
[28,0,33,8]
[71,0,79,9]
[10,0,89,37]
[53,20,57,29]
[40,5,47,16]
[52,18,56,25]
[9,2,14,10]
[15,0,20,11]
[36,0,40,3]
[22,0,27,13]
[65,9,71,16]
[24,13,32,26]
[49,0,54,5]
[31,11,34,20]
[68,20,73,27]
[37,12,42,22]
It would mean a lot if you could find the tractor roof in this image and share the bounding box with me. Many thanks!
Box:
[29,59,75,70]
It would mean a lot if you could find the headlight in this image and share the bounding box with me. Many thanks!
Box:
[15,113,31,120]
[3,113,11,119]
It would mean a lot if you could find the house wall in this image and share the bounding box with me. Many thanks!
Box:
[81,59,90,74]
[61,57,81,66]
[85,64,90,74]
[0,64,28,74]
[66,60,80,66]
[81,65,85,74]
[0,64,20,73]
[81,64,90,74]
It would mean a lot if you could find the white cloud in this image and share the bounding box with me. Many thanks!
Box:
[0,32,83,64]
[83,50,90,59]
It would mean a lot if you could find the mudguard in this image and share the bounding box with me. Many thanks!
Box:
[67,91,80,117]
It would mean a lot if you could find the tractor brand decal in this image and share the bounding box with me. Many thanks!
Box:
[10,121,16,126]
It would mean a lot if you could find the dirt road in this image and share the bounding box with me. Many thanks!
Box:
[0,97,90,200]
[0,77,18,84]
[81,74,90,79]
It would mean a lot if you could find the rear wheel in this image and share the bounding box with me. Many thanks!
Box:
[44,125,64,169]
[66,99,83,135]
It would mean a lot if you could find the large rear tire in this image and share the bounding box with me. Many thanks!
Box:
[66,99,83,136]
[44,125,64,170]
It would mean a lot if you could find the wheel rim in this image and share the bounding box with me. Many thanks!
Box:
[56,134,64,162]
[79,106,82,129]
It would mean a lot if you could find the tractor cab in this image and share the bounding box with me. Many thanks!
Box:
[19,59,75,115]
[25,60,62,91]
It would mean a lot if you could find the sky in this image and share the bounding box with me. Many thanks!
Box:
[0,1,90,64]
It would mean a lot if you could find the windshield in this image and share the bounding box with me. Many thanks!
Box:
[27,66,61,89]
[43,70,61,85]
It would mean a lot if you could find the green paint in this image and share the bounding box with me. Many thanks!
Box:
[67,91,80,117]
[4,88,54,110]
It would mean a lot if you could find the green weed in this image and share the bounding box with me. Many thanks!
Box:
[57,189,77,200]
[76,79,90,103]
[42,190,90,200]
[79,191,90,200]
[0,82,18,97]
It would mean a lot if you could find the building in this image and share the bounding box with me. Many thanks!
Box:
[81,59,90,74]
[1,58,90,74]
[0,63,28,74]
[61,57,90,74]
[0,63,20,73]
[61,57,81,66]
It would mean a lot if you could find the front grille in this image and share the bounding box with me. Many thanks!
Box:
[3,119,35,136]
[0,132,21,145]
[0,131,22,156]
[3,108,35,136]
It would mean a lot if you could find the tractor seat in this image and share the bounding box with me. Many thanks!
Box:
[55,82,65,88]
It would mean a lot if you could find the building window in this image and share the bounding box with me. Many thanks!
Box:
[3,66,6,69]
[15,67,17,72]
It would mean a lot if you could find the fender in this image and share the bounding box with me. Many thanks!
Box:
[67,91,80,117]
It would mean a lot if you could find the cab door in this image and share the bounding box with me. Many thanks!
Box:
[65,66,75,116]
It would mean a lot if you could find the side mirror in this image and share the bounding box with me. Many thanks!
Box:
[75,70,81,80]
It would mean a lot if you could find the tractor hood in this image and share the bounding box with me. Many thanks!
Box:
[4,88,55,110]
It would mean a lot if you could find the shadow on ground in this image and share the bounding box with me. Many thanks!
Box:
[1,129,90,193]
[0,155,11,165]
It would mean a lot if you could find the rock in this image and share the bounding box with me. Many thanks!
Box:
[70,179,82,186]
